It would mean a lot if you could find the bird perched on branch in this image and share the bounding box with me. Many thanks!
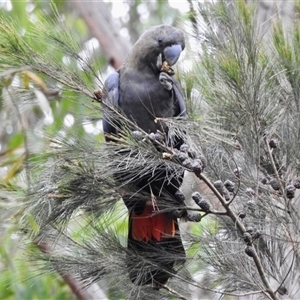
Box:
[103,24,188,287]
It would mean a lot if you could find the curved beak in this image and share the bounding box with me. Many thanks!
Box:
[163,44,182,66]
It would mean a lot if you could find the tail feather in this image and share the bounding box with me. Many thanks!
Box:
[130,203,175,242]
[128,201,185,286]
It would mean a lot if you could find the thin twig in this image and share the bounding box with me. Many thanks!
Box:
[263,136,285,200]
[225,152,241,205]
[6,88,31,189]
[160,284,188,300]
[36,239,108,300]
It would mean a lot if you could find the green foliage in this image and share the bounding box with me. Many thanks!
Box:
[187,1,300,298]
[0,18,95,95]
[3,0,300,299]
[273,17,300,111]
[0,230,76,300]
[0,1,108,299]
[197,1,283,146]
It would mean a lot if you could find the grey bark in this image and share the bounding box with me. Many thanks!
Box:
[71,0,131,69]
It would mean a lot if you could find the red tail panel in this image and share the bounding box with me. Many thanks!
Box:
[130,204,175,242]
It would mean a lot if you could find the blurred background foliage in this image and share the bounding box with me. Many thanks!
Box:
[1,0,300,299]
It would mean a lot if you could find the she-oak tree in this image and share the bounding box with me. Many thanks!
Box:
[0,1,300,299]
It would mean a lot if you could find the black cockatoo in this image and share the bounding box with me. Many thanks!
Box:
[103,25,187,287]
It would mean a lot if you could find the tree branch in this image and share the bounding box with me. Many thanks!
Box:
[37,239,108,300]
[195,172,279,300]
[70,0,130,69]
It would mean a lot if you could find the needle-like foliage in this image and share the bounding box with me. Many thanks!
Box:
[0,10,209,299]
[185,1,300,299]
[22,103,208,299]
[2,1,300,299]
